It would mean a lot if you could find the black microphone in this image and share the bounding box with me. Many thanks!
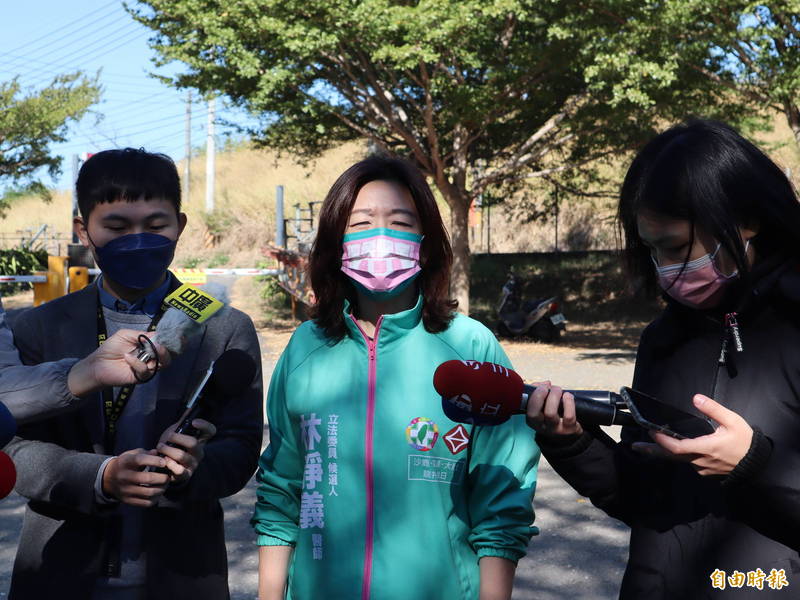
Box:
[172,348,257,436]
[146,348,257,473]
[521,384,636,427]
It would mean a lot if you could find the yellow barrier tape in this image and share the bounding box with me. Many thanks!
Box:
[170,268,208,285]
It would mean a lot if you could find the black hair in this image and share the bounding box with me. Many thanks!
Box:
[618,118,800,296]
[76,148,181,218]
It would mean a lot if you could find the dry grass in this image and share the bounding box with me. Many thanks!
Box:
[175,140,367,268]
[2,114,799,261]
[0,140,367,267]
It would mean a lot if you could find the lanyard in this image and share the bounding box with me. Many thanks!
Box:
[96,301,165,452]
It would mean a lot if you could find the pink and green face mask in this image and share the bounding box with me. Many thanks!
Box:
[341,227,423,299]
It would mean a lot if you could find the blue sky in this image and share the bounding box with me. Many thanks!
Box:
[2,0,250,190]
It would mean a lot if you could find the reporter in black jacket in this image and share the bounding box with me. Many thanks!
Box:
[528,119,800,599]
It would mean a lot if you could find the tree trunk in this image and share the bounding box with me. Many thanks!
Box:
[785,101,800,149]
[446,192,471,314]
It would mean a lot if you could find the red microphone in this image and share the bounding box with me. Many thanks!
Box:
[0,451,16,499]
[433,360,633,427]
[433,360,524,423]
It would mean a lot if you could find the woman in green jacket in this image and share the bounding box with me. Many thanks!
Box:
[252,156,539,600]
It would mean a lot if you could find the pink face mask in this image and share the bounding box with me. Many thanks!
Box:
[341,227,422,298]
[653,242,745,309]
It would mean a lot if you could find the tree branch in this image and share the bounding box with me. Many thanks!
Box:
[687,63,779,110]
[772,10,800,40]
[474,97,585,189]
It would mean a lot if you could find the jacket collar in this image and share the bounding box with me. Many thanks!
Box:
[96,273,173,317]
[343,294,423,346]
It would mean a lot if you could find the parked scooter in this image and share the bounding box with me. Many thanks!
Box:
[496,271,566,342]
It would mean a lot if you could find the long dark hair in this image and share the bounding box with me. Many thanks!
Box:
[618,118,800,296]
[308,156,457,341]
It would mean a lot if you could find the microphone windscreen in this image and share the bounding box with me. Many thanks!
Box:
[202,282,229,306]
[154,308,198,354]
[0,401,17,448]
[0,451,16,499]
[208,348,258,397]
[433,360,524,420]
[155,283,230,354]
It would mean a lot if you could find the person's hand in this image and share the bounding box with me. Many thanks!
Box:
[155,419,217,486]
[67,330,171,396]
[631,394,753,476]
[525,381,583,436]
[101,448,170,507]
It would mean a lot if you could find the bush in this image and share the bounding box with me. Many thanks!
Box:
[182,256,202,268]
[207,253,230,268]
[0,248,48,295]
[259,274,290,310]
[470,251,661,326]
[201,208,238,241]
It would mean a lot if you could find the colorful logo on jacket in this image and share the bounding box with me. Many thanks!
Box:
[443,424,470,454]
[406,417,439,451]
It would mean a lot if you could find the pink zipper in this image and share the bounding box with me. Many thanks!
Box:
[351,314,383,600]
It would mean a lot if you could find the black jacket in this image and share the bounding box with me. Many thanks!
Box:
[540,259,800,599]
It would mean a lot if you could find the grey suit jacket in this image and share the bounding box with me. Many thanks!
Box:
[0,298,82,424]
[5,280,264,599]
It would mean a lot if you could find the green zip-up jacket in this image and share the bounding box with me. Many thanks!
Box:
[252,297,540,599]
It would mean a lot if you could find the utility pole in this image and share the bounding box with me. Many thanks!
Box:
[183,90,191,204]
[275,185,286,247]
[205,97,216,213]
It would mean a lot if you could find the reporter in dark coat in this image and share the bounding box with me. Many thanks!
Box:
[528,120,800,599]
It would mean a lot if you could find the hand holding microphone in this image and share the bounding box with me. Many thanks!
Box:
[525,383,583,436]
[63,330,171,398]
[137,282,229,362]
[433,360,635,430]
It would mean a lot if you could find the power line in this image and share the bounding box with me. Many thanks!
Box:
[14,24,145,86]
[56,123,208,153]
[25,20,141,67]
[23,35,148,91]
[100,88,177,99]
[0,52,163,88]
[81,114,205,142]
[4,0,120,57]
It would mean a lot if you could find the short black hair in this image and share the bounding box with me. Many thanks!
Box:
[76,148,181,218]
[618,118,800,296]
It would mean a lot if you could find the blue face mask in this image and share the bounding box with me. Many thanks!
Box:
[92,232,176,290]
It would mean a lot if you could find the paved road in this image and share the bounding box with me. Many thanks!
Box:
[0,282,633,599]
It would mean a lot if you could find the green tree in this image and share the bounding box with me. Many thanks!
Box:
[588,1,799,147]
[0,73,100,203]
[132,0,741,311]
